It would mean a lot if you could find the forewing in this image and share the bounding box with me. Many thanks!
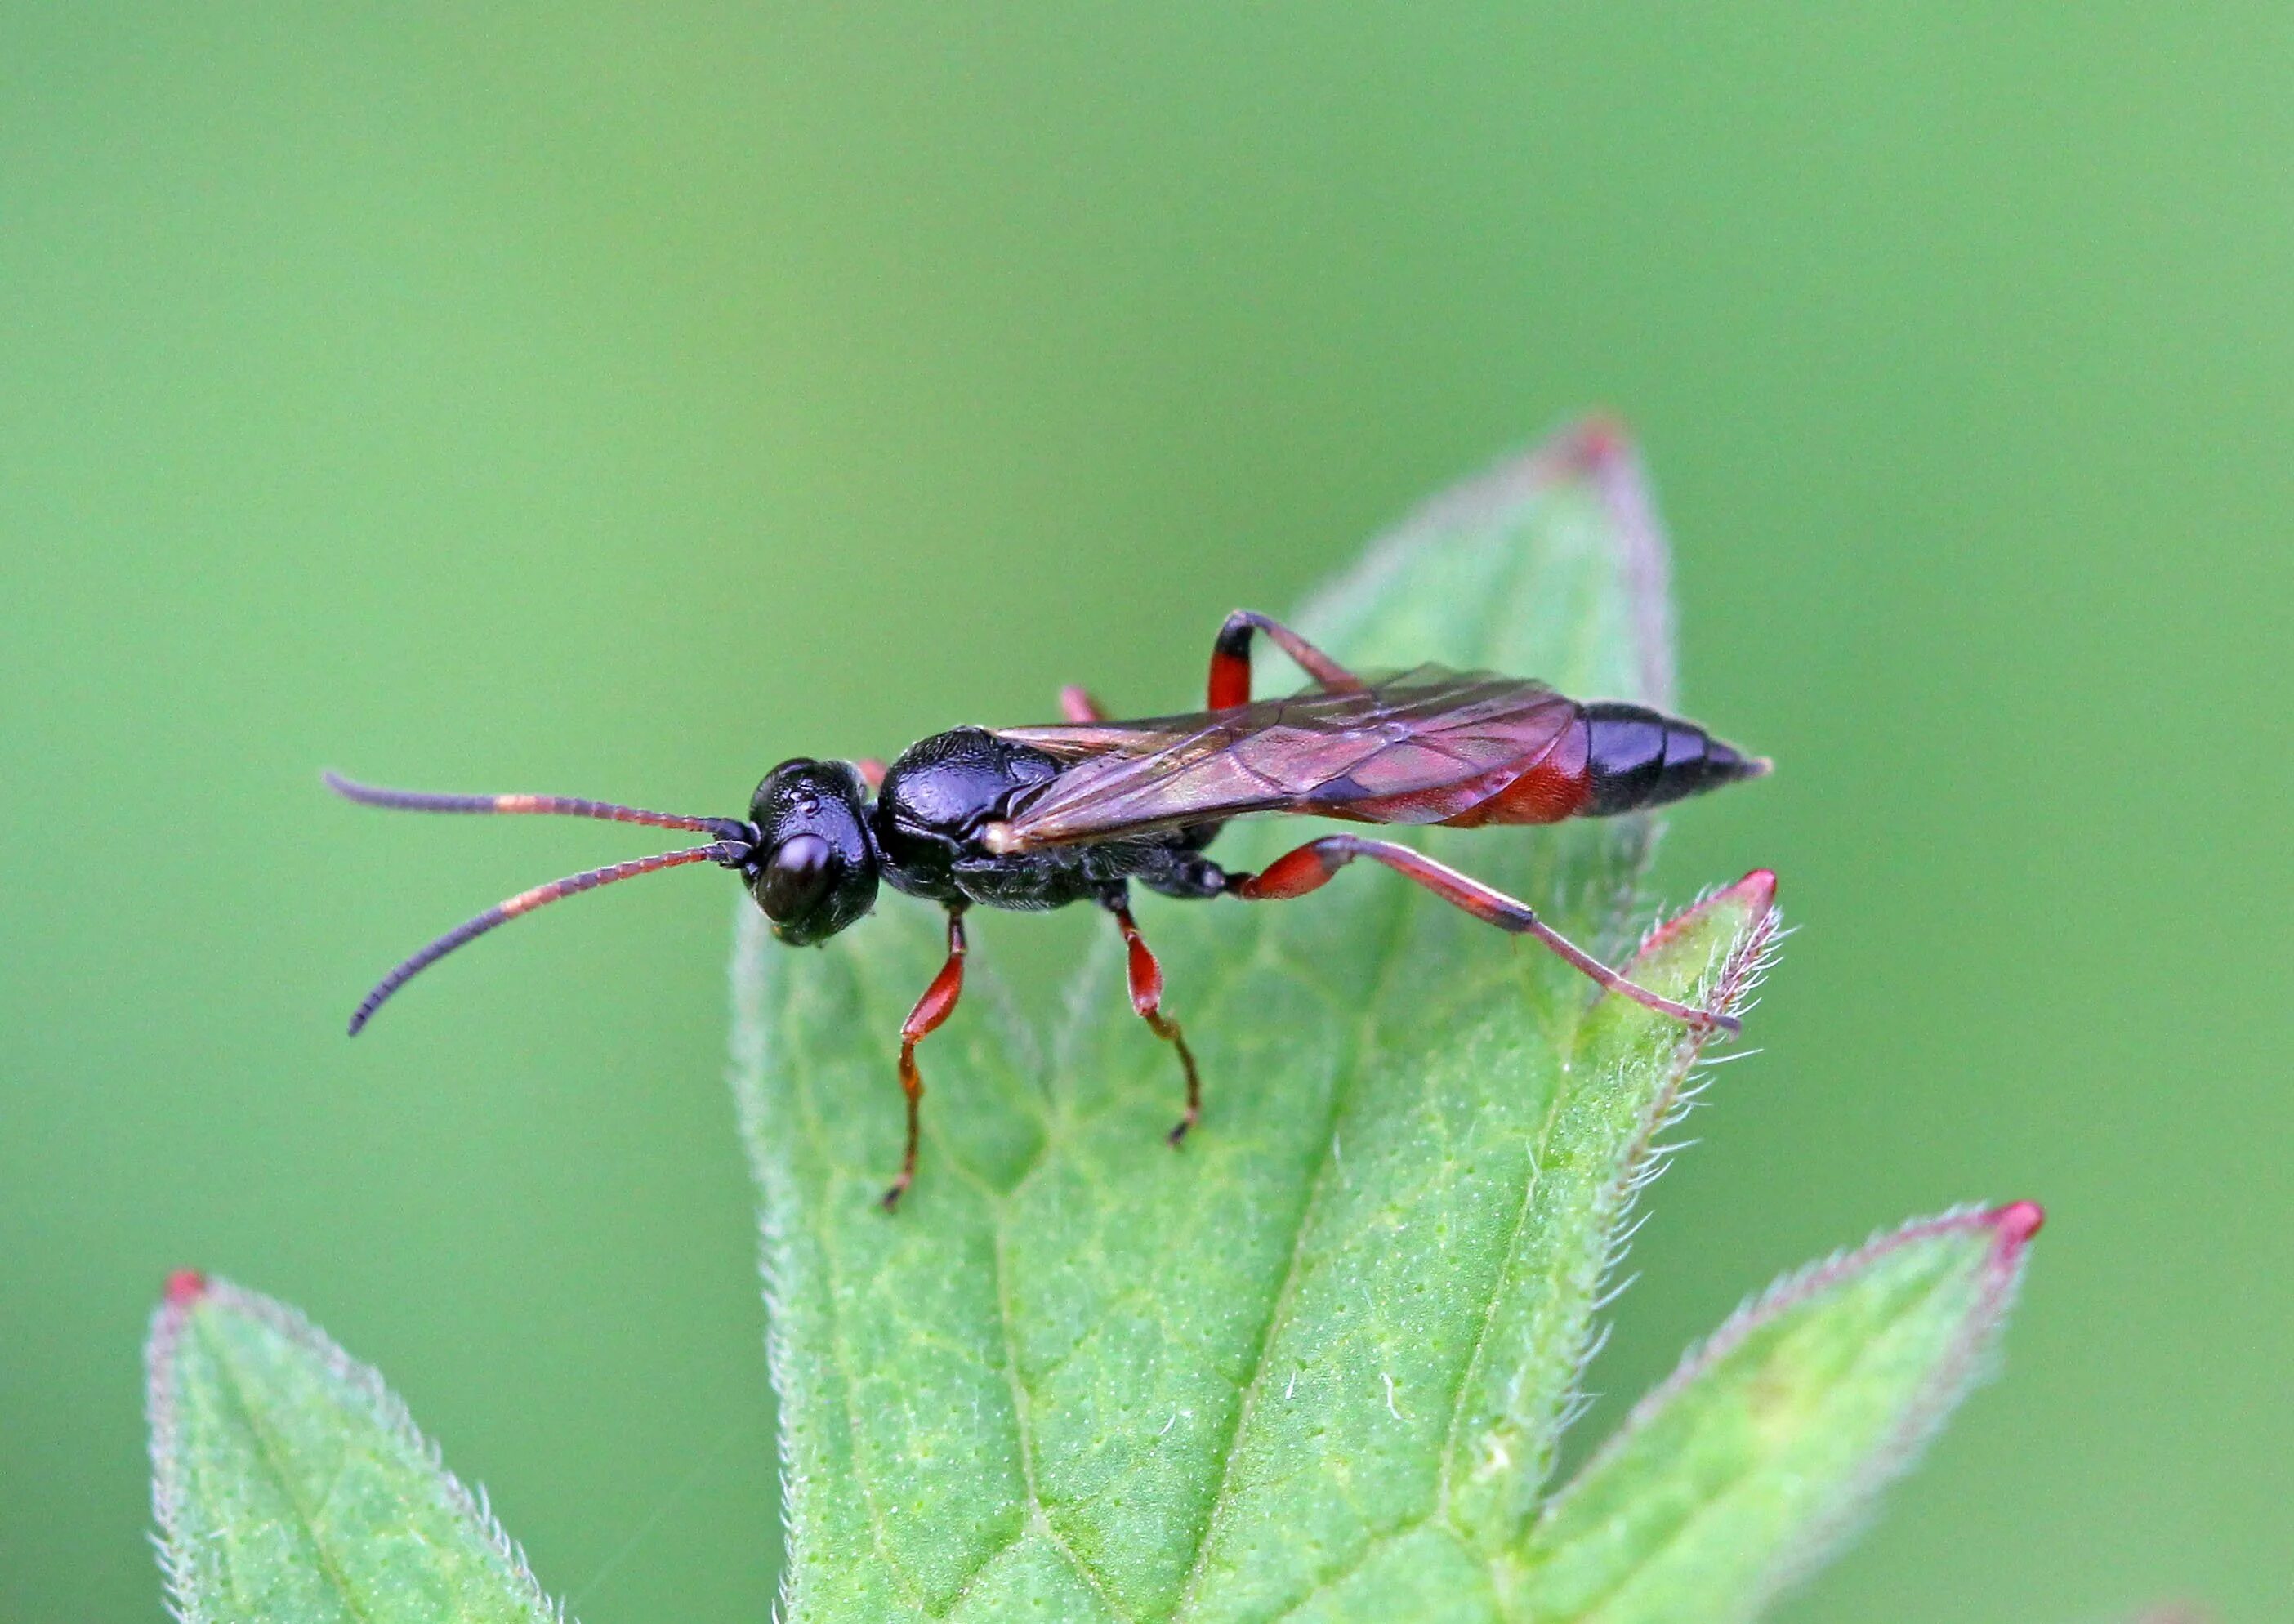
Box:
[997,666,1580,848]
[990,718,1199,761]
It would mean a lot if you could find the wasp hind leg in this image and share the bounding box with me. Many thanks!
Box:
[1102,889,1203,1144]
[1230,835,1740,1033]
[883,908,968,1211]
[1207,610,1366,709]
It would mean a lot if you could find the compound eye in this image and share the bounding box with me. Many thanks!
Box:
[758,833,833,922]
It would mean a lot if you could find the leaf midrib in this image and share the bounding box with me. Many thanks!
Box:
[197,1314,382,1624]
[1167,865,1424,1619]
[990,1169,1139,1623]
[793,865,1432,1620]
[797,940,1138,1618]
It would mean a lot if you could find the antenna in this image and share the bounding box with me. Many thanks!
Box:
[327,772,755,1033]
[324,772,750,841]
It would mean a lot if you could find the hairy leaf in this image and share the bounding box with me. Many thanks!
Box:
[145,1272,563,1624]
[1512,1202,2044,1623]
[731,422,1784,1622]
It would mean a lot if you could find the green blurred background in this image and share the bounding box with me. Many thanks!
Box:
[4,7,2287,1620]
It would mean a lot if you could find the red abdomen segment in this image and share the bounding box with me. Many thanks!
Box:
[1435,714,1593,826]
[1439,701,1765,827]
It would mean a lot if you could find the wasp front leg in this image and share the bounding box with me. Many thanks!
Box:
[883,908,968,1211]
[1103,889,1203,1144]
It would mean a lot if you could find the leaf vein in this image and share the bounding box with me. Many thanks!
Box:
[199,1317,382,1624]
[1169,873,1421,1618]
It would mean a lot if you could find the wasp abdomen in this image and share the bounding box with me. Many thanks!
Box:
[1583,701,1767,815]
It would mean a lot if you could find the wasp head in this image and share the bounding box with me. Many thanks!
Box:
[745,758,880,944]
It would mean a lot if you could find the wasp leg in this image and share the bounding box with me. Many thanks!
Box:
[884,908,968,1211]
[1104,890,1203,1144]
[1059,685,1108,723]
[1230,836,1740,1034]
[1207,610,1367,709]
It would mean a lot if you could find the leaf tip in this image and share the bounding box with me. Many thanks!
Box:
[1638,868,1779,958]
[1716,866,1778,917]
[1984,1198,2046,1254]
[1564,411,1634,468]
[147,1270,216,1413]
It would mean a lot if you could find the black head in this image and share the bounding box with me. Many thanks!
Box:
[745,758,881,944]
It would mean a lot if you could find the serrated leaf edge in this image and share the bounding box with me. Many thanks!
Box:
[1524,874,1787,1498]
[1579,880,1787,1317]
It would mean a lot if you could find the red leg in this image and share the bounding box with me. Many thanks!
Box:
[855,757,887,792]
[1107,897,1202,1144]
[1232,836,1740,1033]
[1207,610,1367,710]
[1059,685,1108,723]
[883,909,968,1210]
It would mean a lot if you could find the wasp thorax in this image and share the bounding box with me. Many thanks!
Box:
[745,758,880,944]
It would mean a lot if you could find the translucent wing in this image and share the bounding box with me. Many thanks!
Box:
[993,664,1586,850]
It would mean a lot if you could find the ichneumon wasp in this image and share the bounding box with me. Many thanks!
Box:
[332,610,1768,1207]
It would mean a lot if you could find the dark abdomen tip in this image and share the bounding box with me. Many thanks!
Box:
[1584,701,1766,815]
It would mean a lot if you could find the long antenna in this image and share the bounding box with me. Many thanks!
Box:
[346,843,747,1033]
[327,771,756,1033]
[325,771,751,841]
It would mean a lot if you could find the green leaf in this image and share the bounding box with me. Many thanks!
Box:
[1511,1202,2045,1624]
[145,1272,564,1624]
[731,421,1783,1622]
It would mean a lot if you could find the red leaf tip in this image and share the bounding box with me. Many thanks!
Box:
[1568,413,1633,467]
[163,1269,209,1307]
[1727,868,1779,912]
[1985,1200,2046,1250]
[1640,868,1779,955]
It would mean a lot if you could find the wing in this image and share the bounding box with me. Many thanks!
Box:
[992,664,1585,850]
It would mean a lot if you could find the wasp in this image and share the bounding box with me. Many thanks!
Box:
[332,610,1768,1207]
